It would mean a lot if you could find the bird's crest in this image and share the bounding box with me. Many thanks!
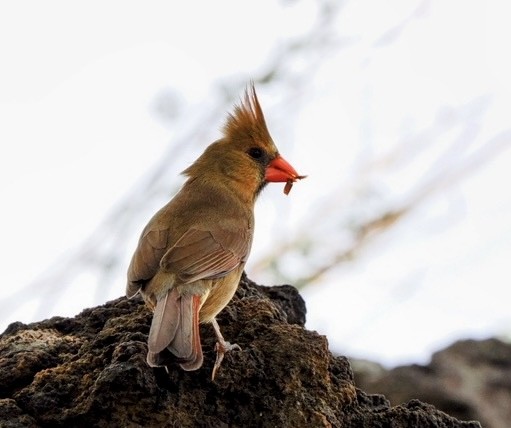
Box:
[181,84,275,180]
[223,84,272,145]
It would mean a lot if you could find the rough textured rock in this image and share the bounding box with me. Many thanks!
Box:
[1,275,480,427]
[352,338,511,428]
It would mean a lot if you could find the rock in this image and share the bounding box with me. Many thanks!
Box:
[0,275,481,427]
[352,338,511,428]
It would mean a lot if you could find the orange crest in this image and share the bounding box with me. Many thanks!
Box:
[223,84,273,146]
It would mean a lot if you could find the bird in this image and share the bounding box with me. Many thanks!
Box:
[126,84,305,379]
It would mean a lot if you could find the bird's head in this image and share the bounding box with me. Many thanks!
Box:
[183,84,305,201]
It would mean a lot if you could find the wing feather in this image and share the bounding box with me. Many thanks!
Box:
[126,227,170,297]
[161,227,251,283]
[127,223,251,296]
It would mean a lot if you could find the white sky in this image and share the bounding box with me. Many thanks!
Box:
[1,0,511,366]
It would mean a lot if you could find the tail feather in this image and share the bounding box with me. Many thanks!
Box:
[177,295,203,371]
[147,288,180,354]
[147,291,204,371]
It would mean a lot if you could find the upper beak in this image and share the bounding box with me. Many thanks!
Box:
[265,155,304,183]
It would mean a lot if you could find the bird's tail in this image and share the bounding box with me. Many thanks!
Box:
[146,289,203,371]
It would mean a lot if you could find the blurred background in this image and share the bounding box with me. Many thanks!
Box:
[1,0,510,368]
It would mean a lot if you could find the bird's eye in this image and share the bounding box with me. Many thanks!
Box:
[247,147,264,159]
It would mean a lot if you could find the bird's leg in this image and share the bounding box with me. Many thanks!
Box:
[211,318,241,380]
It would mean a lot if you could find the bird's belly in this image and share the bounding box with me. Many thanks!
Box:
[199,267,243,323]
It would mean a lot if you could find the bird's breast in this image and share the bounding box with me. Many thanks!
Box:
[198,265,244,323]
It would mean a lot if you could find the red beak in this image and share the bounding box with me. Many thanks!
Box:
[265,155,302,182]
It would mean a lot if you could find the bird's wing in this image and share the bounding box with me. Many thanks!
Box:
[126,226,170,298]
[161,227,251,284]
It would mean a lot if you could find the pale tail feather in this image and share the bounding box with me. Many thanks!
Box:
[163,294,204,370]
[147,292,204,371]
[147,288,180,354]
[177,295,203,371]
[146,351,161,367]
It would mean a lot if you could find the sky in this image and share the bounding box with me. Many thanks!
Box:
[1,0,511,367]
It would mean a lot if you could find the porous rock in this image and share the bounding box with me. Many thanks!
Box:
[0,275,480,427]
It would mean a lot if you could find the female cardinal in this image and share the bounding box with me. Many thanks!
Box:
[126,85,304,379]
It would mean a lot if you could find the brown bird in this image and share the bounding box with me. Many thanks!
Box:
[126,85,305,379]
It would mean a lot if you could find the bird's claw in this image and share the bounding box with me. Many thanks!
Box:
[216,341,242,353]
[211,341,241,380]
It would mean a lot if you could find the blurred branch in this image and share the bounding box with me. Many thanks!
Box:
[252,96,511,288]
[293,208,409,288]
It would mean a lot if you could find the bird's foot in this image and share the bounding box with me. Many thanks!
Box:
[210,318,241,380]
[212,340,241,380]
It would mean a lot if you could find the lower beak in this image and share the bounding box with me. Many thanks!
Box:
[265,155,303,183]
